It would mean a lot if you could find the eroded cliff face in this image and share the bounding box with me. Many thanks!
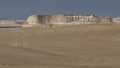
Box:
[26,14,113,27]
[113,17,120,24]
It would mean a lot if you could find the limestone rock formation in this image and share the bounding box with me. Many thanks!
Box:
[112,17,120,24]
[0,20,21,27]
[26,14,113,27]
[0,20,16,24]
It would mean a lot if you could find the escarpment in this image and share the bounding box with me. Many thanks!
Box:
[26,14,113,27]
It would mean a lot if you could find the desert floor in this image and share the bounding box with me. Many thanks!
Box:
[0,24,120,68]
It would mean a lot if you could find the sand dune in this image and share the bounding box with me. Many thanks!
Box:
[0,24,120,68]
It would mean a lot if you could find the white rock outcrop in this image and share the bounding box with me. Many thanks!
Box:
[112,17,120,24]
[0,20,21,27]
[26,14,113,27]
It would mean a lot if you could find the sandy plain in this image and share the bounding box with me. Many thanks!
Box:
[0,24,120,68]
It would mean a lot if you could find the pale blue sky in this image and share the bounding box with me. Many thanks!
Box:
[0,0,119,20]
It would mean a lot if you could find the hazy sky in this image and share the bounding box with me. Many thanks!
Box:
[0,0,119,20]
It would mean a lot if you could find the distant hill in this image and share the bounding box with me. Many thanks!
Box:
[112,17,120,24]
[25,14,113,27]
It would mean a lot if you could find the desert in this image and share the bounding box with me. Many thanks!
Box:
[0,23,120,68]
[0,0,120,68]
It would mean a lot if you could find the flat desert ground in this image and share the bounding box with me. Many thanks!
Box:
[0,24,120,68]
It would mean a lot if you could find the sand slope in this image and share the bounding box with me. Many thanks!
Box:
[0,24,120,68]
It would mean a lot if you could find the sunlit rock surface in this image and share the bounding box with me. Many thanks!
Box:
[0,14,113,28]
[26,14,113,27]
[113,17,120,24]
[0,20,21,27]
